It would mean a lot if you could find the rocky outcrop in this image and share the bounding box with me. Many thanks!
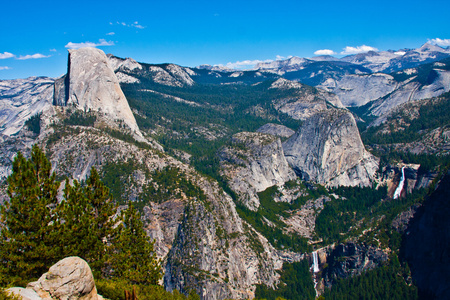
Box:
[164,188,292,300]
[270,79,344,121]
[53,47,143,140]
[282,196,330,239]
[322,242,389,288]
[403,171,450,299]
[319,73,397,107]
[219,132,296,210]
[7,257,98,300]
[283,108,378,187]
[42,126,292,300]
[256,123,295,138]
[0,77,55,136]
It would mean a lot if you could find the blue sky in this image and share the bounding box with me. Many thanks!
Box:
[1,0,449,79]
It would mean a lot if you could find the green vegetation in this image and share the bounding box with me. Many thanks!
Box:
[109,202,161,285]
[374,150,450,174]
[0,145,60,284]
[390,57,450,84]
[0,146,162,288]
[0,289,19,300]
[361,92,450,145]
[321,256,418,300]
[235,183,326,253]
[315,185,388,243]
[63,109,97,127]
[121,80,301,180]
[96,278,199,300]
[24,112,42,135]
[140,167,205,206]
[101,160,137,204]
[255,260,315,300]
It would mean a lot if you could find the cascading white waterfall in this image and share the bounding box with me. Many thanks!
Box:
[312,251,319,273]
[393,166,406,199]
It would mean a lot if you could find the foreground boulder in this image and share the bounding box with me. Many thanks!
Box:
[8,257,98,300]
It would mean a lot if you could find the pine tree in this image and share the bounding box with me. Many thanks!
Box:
[55,179,97,262]
[83,167,117,274]
[109,202,162,285]
[0,145,60,283]
[56,168,117,276]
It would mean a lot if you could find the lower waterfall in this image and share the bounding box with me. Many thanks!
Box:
[393,167,405,199]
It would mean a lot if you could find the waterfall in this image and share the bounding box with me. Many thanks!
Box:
[312,251,319,273]
[393,167,405,199]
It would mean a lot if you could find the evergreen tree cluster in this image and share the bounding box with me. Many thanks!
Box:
[321,256,418,300]
[255,260,315,300]
[0,145,161,287]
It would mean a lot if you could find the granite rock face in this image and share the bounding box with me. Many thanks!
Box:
[0,77,55,136]
[219,132,296,210]
[283,108,378,187]
[270,79,344,121]
[319,73,397,107]
[53,47,143,139]
[403,171,450,299]
[41,126,295,300]
[322,242,389,287]
[256,123,295,138]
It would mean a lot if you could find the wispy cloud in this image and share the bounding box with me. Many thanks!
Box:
[65,39,115,49]
[0,66,11,70]
[219,59,273,69]
[17,53,50,60]
[216,55,294,69]
[428,38,450,47]
[341,45,378,55]
[50,49,57,52]
[106,32,115,36]
[115,21,145,29]
[0,52,15,59]
[314,49,336,56]
[276,55,293,60]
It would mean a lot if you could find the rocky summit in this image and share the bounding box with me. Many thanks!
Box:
[54,47,143,140]
[283,108,378,187]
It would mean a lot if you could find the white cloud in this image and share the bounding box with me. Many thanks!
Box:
[341,45,379,55]
[394,51,406,56]
[217,59,274,69]
[428,38,450,47]
[0,66,11,70]
[314,49,336,56]
[65,39,115,49]
[116,21,145,29]
[276,55,293,60]
[0,52,14,59]
[106,32,115,36]
[50,49,57,52]
[17,53,50,60]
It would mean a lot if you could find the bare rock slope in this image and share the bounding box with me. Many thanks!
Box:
[219,132,296,210]
[54,47,143,139]
[283,108,378,187]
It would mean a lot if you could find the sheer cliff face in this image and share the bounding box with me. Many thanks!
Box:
[403,171,450,299]
[219,132,296,210]
[44,127,287,300]
[54,47,142,138]
[283,109,378,187]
